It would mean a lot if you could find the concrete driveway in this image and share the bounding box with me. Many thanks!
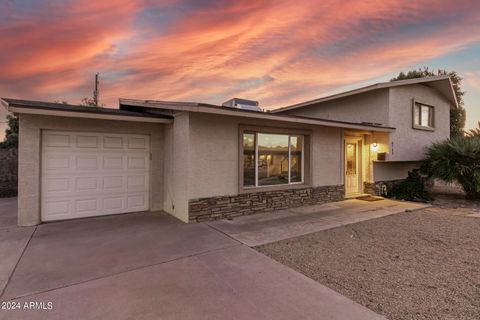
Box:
[0,198,384,320]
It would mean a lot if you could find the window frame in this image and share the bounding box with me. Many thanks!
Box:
[412,99,435,131]
[239,126,309,193]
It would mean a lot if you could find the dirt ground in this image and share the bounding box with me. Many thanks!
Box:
[256,195,480,320]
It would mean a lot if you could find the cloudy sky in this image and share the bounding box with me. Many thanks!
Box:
[1,0,479,139]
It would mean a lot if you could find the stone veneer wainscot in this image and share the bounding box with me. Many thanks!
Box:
[188,185,344,222]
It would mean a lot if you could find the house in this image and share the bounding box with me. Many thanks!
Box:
[1,76,457,226]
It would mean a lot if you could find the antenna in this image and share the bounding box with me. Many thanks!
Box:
[93,73,99,106]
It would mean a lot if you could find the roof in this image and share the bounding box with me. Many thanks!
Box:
[272,75,458,113]
[119,98,395,132]
[1,98,173,123]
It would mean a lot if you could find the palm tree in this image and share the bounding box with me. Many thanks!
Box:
[421,136,480,199]
[466,121,480,137]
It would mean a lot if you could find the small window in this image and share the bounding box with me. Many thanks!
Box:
[413,102,434,129]
[242,132,304,188]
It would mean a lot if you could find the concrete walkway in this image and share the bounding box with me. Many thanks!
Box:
[208,198,430,246]
[0,198,385,320]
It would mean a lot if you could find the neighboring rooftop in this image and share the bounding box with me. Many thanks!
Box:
[272,75,458,113]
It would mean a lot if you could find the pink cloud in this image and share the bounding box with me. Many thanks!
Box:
[0,0,479,112]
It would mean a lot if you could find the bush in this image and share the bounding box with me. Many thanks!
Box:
[421,135,480,199]
[387,169,432,202]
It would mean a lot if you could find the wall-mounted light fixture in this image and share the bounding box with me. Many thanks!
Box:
[371,142,379,152]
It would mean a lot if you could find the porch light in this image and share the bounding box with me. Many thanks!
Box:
[371,142,379,152]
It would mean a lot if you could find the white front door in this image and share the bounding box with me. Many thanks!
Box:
[41,131,150,222]
[345,139,360,195]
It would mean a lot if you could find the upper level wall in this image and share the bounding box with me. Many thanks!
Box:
[387,84,451,161]
[280,89,390,126]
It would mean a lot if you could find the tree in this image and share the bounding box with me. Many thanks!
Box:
[421,135,480,199]
[391,67,466,137]
[0,114,18,149]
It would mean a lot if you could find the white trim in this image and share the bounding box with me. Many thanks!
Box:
[7,106,172,124]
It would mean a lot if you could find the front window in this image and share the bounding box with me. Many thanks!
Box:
[243,132,304,187]
[413,102,434,129]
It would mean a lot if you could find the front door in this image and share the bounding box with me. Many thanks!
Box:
[345,139,361,195]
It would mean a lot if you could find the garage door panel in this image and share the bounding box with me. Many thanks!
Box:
[103,156,123,170]
[45,155,71,171]
[45,133,71,148]
[76,177,99,192]
[103,196,124,211]
[75,198,99,213]
[127,194,148,210]
[103,176,124,190]
[127,156,147,169]
[44,200,71,216]
[76,156,99,170]
[76,135,99,148]
[41,131,150,221]
[103,136,124,149]
[45,178,71,193]
[127,175,147,191]
[128,137,147,149]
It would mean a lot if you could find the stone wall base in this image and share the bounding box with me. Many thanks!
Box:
[188,185,345,222]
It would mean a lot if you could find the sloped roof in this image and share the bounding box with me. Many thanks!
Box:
[119,98,395,132]
[272,75,458,113]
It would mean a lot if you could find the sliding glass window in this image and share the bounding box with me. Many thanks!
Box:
[243,132,304,187]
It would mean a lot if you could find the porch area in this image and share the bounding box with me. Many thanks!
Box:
[208,197,429,247]
[344,130,390,198]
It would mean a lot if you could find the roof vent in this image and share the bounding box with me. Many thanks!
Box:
[222,98,262,112]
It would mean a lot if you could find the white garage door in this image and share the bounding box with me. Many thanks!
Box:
[41,131,150,221]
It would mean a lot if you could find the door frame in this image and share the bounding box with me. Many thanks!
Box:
[344,136,363,196]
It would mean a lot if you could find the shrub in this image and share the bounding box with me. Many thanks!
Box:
[421,135,480,200]
[387,169,432,202]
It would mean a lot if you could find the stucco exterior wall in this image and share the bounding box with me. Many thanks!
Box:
[187,113,344,200]
[162,113,190,222]
[281,89,390,125]
[18,114,165,226]
[373,161,421,182]
[388,84,451,161]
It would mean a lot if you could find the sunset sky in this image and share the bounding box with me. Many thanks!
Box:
[1,0,479,139]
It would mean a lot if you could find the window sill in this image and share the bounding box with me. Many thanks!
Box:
[413,125,435,131]
[239,183,308,194]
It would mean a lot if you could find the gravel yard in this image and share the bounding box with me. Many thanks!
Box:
[256,196,480,320]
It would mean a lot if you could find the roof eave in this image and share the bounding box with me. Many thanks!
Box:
[120,99,395,132]
[2,99,173,124]
[272,75,456,113]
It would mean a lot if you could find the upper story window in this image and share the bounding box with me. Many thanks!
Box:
[242,131,304,188]
[413,101,434,130]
